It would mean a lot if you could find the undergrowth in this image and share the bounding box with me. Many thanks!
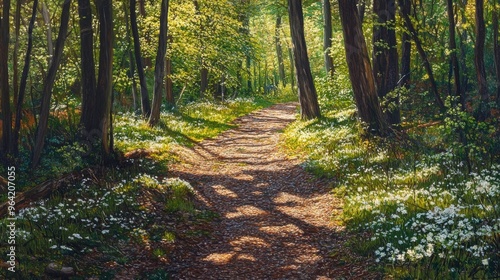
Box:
[281,76,500,279]
[1,92,296,278]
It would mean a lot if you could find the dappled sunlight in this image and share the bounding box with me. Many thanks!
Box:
[225,205,269,219]
[230,236,270,248]
[259,224,304,236]
[212,184,238,198]
[202,252,236,265]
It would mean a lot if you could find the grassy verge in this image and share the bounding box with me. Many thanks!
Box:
[281,76,500,279]
[1,92,295,278]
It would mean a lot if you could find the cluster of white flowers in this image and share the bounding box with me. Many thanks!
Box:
[347,161,499,268]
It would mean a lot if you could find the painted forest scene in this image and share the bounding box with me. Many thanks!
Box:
[0,0,500,279]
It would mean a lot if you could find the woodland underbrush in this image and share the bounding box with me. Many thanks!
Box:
[1,92,293,278]
[282,76,500,279]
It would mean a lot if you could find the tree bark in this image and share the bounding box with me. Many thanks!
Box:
[494,0,500,104]
[400,0,411,88]
[32,0,72,168]
[165,45,174,105]
[123,0,139,112]
[323,0,334,76]
[338,0,389,135]
[95,0,114,157]
[447,0,464,109]
[41,3,54,66]
[13,0,22,113]
[0,0,12,159]
[373,0,400,125]
[130,0,151,118]
[276,16,287,86]
[14,0,39,157]
[149,0,169,126]
[288,0,321,120]
[398,0,445,111]
[79,0,98,132]
[474,0,490,120]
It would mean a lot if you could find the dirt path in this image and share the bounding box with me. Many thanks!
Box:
[168,103,378,279]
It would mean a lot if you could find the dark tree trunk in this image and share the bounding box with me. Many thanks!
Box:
[149,0,169,126]
[288,47,295,91]
[13,0,21,113]
[95,0,114,156]
[338,0,389,135]
[79,0,98,132]
[276,16,287,86]
[323,0,334,76]
[130,0,151,118]
[123,0,139,112]
[200,67,209,96]
[494,0,500,104]
[165,54,174,105]
[447,0,464,109]
[474,0,490,120]
[400,0,411,88]
[32,0,71,168]
[0,0,12,159]
[398,0,445,111]
[373,0,400,125]
[288,0,321,120]
[14,0,39,157]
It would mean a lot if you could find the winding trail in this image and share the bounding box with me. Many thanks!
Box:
[169,103,378,279]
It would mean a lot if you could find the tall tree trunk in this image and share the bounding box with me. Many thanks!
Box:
[32,0,71,168]
[288,0,321,120]
[275,16,287,87]
[41,3,53,66]
[373,0,400,125]
[13,0,22,113]
[474,0,490,120]
[14,0,39,157]
[338,0,389,135]
[123,0,139,112]
[0,0,12,159]
[400,0,411,88]
[323,0,334,76]
[494,0,500,104]
[165,53,174,105]
[398,0,445,111]
[447,0,464,109]
[288,47,295,91]
[95,0,114,157]
[79,0,97,132]
[149,0,169,126]
[130,0,151,118]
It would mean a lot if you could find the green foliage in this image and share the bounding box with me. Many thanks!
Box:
[282,86,500,279]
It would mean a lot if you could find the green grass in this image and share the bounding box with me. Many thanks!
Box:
[281,76,500,279]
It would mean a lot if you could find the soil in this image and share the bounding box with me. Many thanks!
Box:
[166,103,381,280]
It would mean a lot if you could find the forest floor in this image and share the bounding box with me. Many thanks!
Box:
[165,103,380,279]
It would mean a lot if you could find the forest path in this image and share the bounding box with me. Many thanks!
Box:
[168,103,378,279]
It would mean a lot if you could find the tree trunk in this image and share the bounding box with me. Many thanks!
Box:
[123,0,139,113]
[494,0,500,104]
[323,0,334,76]
[0,0,12,159]
[95,0,114,157]
[14,0,39,157]
[165,53,174,105]
[130,0,151,118]
[32,0,72,168]
[398,0,445,111]
[149,0,169,126]
[13,0,22,113]
[373,0,400,125]
[288,47,295,92]
[275,16,287,87]
[288,0,321,120]
[79,0,98,132]
[474,0,490,120]
[447,0,464,109]
[400,0,411,88]
[41,3,53,66]
[358,0,367,23]
[338,0,389,135]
